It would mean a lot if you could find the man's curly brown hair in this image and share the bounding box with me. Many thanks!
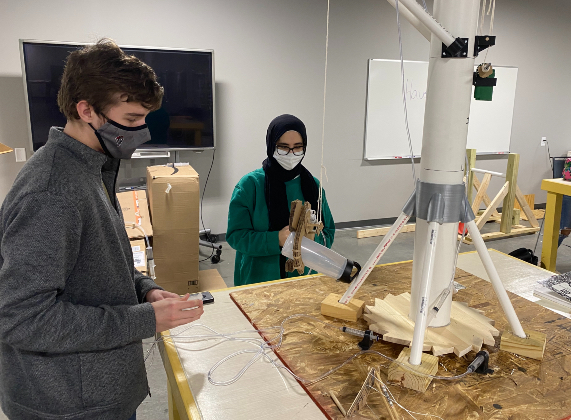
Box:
[57,38,164,120]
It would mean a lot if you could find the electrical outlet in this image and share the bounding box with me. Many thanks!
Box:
[541,137,547,147]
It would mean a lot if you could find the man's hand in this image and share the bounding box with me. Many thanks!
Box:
[151,294,204,333]
[145,289,179,302]
[279,225,291,247]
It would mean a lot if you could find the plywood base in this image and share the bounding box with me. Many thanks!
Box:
[321,293,365,322]
[229,261,571,420]
[387,347,439,393]
[364,292,499,357]
[462,226,540,244]
[500,329,547,361]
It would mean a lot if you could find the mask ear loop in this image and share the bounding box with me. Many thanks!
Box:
[88,121,113,158]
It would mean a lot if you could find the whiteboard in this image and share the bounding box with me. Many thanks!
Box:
[364,59,518,160]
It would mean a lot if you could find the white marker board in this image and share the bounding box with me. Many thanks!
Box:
[364,59,518,160]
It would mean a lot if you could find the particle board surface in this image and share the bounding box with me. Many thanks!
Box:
[230,261,571,420]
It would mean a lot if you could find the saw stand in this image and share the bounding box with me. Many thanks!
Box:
[332,0,546,392]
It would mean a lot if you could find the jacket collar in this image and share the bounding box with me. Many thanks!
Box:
[47,127,114,174]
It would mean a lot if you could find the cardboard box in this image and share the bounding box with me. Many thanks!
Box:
[130,239,147,274]
[147,165,200,295]
[117,190,153,239]
[198,269,227,292]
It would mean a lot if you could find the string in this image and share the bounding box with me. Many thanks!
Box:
[395,0,418,184]
[317,0,331,223]
[147,314,474,389]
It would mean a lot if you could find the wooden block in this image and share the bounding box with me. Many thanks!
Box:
[500,153,520,234]
[321,293,365,322]
[500,329,547,361]
[357,223,416,239]
[387,347,438,392]
[516,186,540,228]
[514,193,534,211]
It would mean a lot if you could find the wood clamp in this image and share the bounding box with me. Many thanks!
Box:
[285,200,324,275]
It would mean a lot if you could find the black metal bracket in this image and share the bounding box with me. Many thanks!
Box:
[358,330,375,351]
[474,350,492,374]
[473,72,497,87]
[442,37,469,58]
[474,35,496,56]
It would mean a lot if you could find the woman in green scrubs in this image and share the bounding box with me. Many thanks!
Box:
[227,114,335,286]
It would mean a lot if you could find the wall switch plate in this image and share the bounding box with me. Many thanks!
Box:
[541,137,547,146]
[15,148,26,162]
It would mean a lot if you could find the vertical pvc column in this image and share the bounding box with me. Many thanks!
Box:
[467,220,526,338]
[409,0,481,329]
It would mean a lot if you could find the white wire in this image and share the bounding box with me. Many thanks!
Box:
[317,0,331,224]
[395,0,418,185]
[146,314,472,389]
[479,0,487,36]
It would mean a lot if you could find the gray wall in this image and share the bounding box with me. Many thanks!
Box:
[0,0,569,234]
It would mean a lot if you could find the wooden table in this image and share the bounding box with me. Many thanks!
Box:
[540,178,571,271]
[160,252,570,419]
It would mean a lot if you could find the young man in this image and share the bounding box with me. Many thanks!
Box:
[0,39,203,420]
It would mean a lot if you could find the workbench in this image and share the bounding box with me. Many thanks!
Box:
[160,250,571,420]
[540,178,571,271]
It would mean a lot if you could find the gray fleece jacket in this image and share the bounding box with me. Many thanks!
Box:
[0,128,161,420]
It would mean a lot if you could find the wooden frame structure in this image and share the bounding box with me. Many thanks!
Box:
[356,150,541,242]
[463,150,540,243]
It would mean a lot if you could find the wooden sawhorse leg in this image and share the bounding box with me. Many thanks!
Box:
[541,191,563,271]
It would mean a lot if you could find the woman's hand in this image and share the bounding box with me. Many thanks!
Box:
[279,226,291,247]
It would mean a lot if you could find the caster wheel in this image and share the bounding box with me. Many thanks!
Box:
[210,235,219,243]
[211,255,220,264]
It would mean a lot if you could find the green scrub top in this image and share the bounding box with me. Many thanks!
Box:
[227,168,335,286]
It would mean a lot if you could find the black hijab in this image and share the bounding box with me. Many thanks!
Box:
[262,114,320,248]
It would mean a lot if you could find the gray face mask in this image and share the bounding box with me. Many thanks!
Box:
[89,118,151,159]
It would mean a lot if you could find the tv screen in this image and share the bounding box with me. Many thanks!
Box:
[20,40,215,152]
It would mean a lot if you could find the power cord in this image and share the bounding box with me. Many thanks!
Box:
[200,149,217,263]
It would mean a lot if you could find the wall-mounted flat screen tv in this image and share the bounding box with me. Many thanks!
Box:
[20,40,215,152]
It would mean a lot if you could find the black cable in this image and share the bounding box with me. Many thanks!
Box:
[199,149,217,263]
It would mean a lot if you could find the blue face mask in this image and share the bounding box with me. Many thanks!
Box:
[89,118,151,159]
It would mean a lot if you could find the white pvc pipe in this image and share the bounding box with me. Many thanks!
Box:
[409,222,440,366]
[339,213,411,304]
[409,0,480,334]
[397,0,456,46]
[471,168,506,178]
[466,220,527,338]
[386,0,431,41]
